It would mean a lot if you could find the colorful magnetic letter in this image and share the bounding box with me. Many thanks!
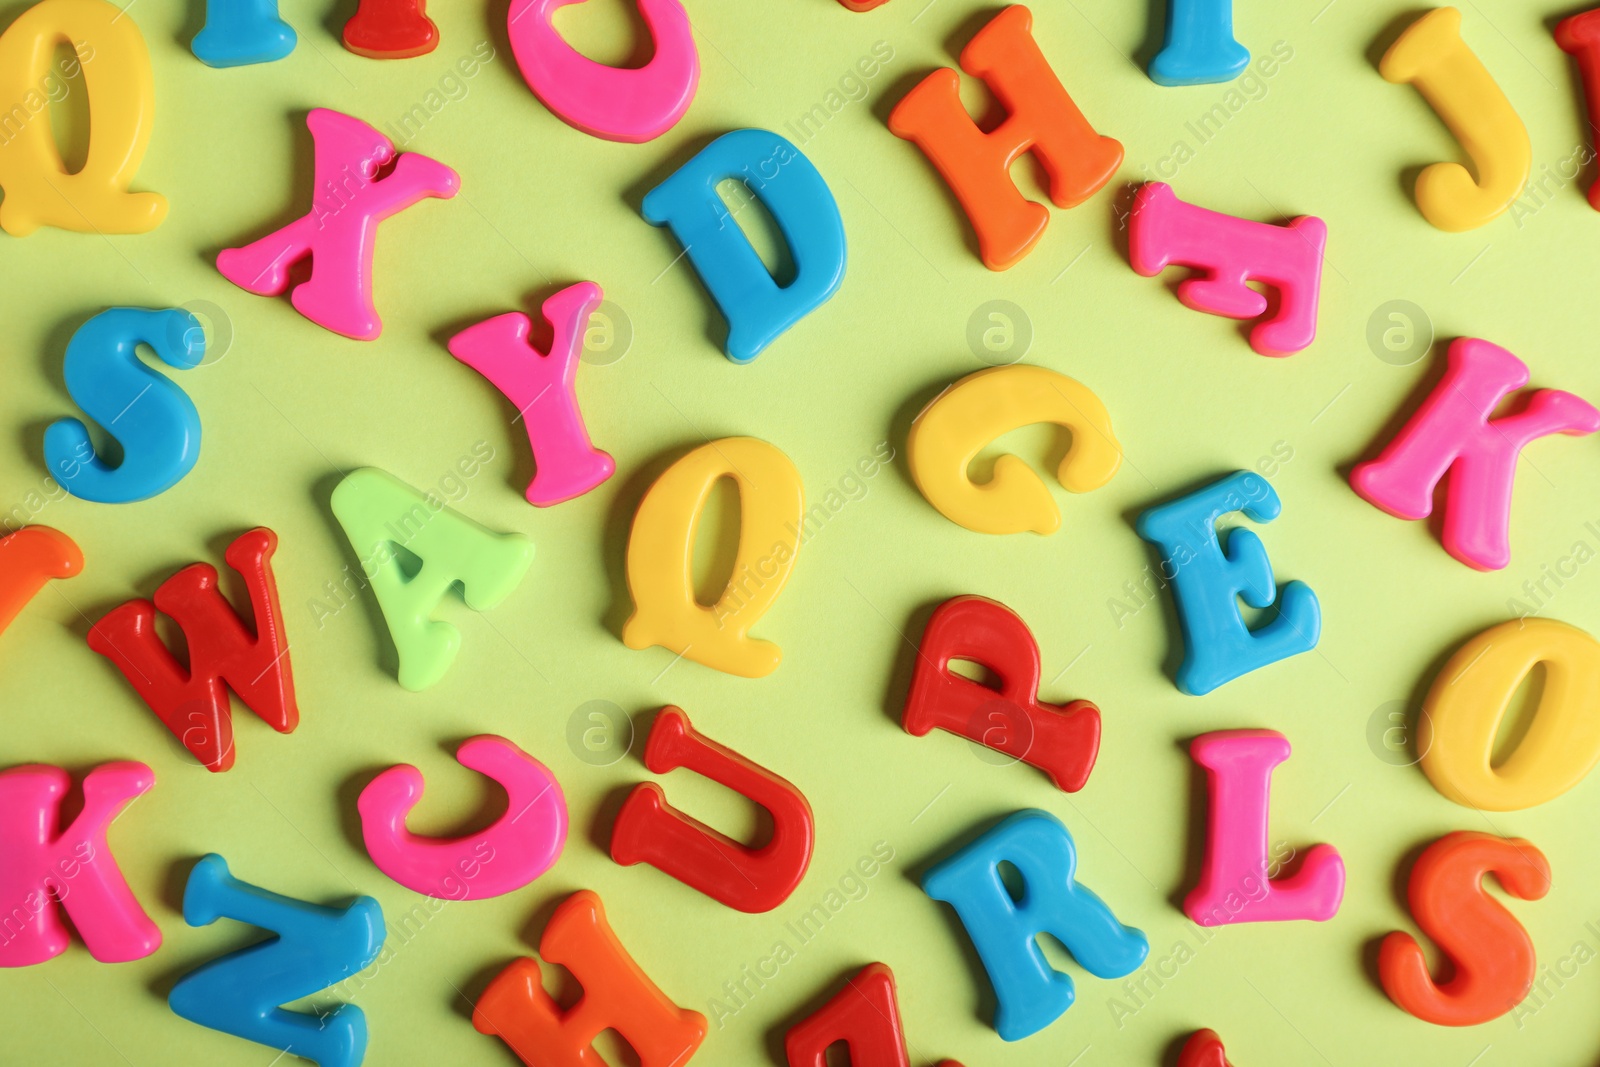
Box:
[507,0,697,143]
[192,0,296,66]
[343,0,436,57]
[45,307,204,503]
[0,527,82,638]
[641,129,846,363]
[1379,831,1548,1026]
[0,761,159,967]
[1185,730,1344,925]
[1556,10,1600,211]
[1419,619,1600,811]
[448,282,615,506]
[888,5,1123,270]
[330,468,533,691]
[787,964,964,1067]
[89,529,296,772]
[923,809,1149,1041]
[622,438,803,678]
[903,595,1100,792]
[1149,0,1248,85]
[0,0,167,236]
[907,365,1121,535]
[169,854,385,1067]
[1128,182,1326,356]
[1178,1030,1235,1067]
[217,108,459,340]
[1351,338,1599,571]
[612,706,813,913]
[1380,7,1530,231]
[474,890,707,1067]
[359,735,567,899]
[836,0,888,8]
[1136,471,1320,696]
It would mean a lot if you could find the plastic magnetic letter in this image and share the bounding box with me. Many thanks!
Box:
[507,0,697,143]
[836,0,889,8]
[1185,730,1344,925]
[473,890,707,1067]
[923,809,1149,1041]
[0,527,83,638]
[1351,338,1599,571]
[611,706,813,913]
[640,129,846,364]
[343,0,436,57]
[0,761,159,967]
[1556,10,1600,211]
[903,595,1100,792]
[622,438,803,678]
[1380,7,1530,231]
[907,365,1121,535]
[45,307,204,504]
[359,735,567,899]
[330,468,533,691]
[0,0,167,236]
[1128,182,1326,356]
[1149,0,1248,85]
[1379,831,1548,1026]
[1178,1030,1234,1067]
[1419,619,1600,811]
[447,282,615,506]
[192,0,296,66]
[88,529,295,772]
[1136,470,1320,696]
[787,963,965,1067]
[888,5,1123,270]
[217,108,459,340]
[169,854,385,1067]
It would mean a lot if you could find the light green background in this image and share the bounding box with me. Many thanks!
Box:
[4,0,1600,1062]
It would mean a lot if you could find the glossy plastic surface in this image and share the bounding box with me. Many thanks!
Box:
[1185,729,1345,925]
[1419,618,1600,811]
[1379,831,1549,1026]
[1129,182,1325,356]
[192,0,295,66]
[903,595,1100,791]
[0,527,83,638]
[612,706,813,913]
[0,761,159,967]
[1136,471,1321,695]
[641,129,846,363]
[888,5,1122,270]
[907,365,1121,534]
[923,809,1148,1041]
[0,0,167,235]
[1178,1029,1234,1067]
[1380,7,1530,231]
[217,108,460,340]
[622,437,803,677]
[786,963,964,1067]
[1351,337,1599,571]
[343,0,437,58]
[448,281,615,506]
[474,890,707,1067]
[507,0,697,142]
[88,528,296,772]
[360,735,567,899]
[1555,10,1600,211]
[1149,0,1248,85]
[169,854,386,1067]
[330,467,533,691]
[45,307,204,503]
